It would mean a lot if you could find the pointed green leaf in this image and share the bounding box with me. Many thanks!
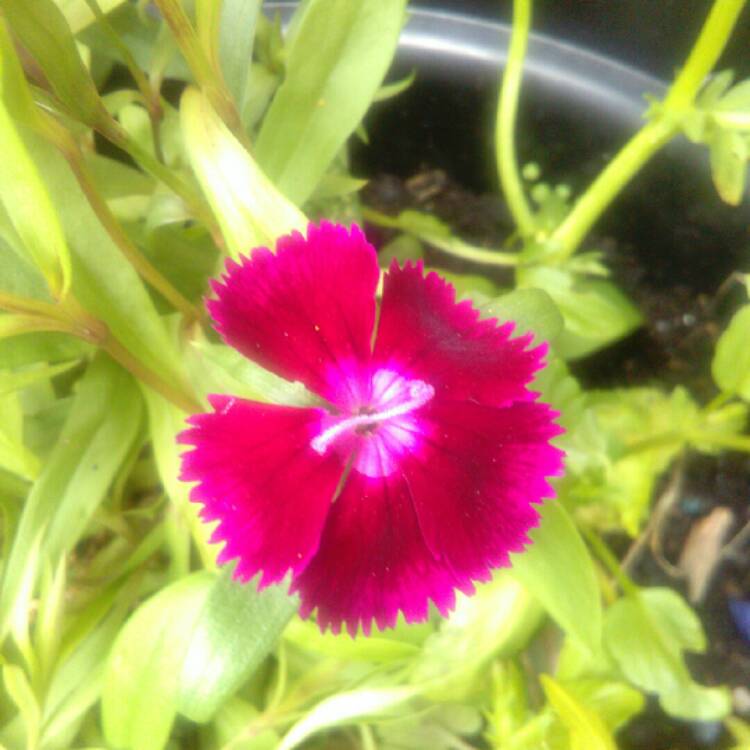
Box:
[3,0,109,127]
[0,356,141,641]
[604,588,730,720]
[177,570,298,722]
[512,501,602,654]
[713,304,750,398]
[102,573,214,750]
[181,87,305,257]
[256,0,407,205]
[709,127,747,205]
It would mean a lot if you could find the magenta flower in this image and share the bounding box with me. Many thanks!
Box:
[179,222,563,635]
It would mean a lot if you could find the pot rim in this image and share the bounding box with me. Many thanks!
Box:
[263,2,667,125]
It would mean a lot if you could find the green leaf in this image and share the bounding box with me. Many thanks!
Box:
[519,266,643,359]
[0,360,79,397]
[709,128,748,205]
[0,37,72,297]
[218,0,262,120]
[18,127,186,387]
[0,356,142,640]
[181,87,306,258]
[102,573,214,750]
[256,0,407,205]
[712,304,750,399]
[410,573,542,700]
[604,588,730,720]
[284,617,422,663]
[3,664,41,750]
[3,0,109,127]
[186,338,312,406]
[0,392,39,480]
[716,78,750,110]
[511,501,602,655]
[278,686,417,750]
[541,676,617,750]
[479,288,564,345]
[177,570,298,723]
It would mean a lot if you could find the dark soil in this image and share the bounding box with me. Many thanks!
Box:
[362,169,750,750]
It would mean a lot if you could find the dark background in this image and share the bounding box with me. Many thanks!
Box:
[410,0,750,82]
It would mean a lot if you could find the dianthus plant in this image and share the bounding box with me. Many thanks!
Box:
[180,222,563,635]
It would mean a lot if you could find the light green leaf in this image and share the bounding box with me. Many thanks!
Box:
[519,266,643,359]
[141,386,216,568]
[541,676,617,750]
[709,127,748,205]
[511,501,602,655]
[18,127,186,387]
[102,573,214,750]
[410,573,542,701]
[218,0,262,119]
[278,686,417,750]
[0,30,72,297]
[177,570,298,723]
[58,0,129,33]
[604,587,731,720]
[181,87,306,258]
[479,287,564,344]
[284,618,421,663]
[0,356,142,640]
[256,0,407,205]
[716,78,750,111]
[3,664,41,750]
[712,304,750,399]
[3,0,109,127]
[0,360,79,397]
[186,338,312,405]
[0,392,39,480]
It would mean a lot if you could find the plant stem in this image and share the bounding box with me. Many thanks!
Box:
[664,0,747,109]
[495,0,536,237]
[551,0,747,260]
[103,336,201,413]
[154,0,247,145]
[83,0,167,162]
[582,527,639,597]
[65,150,200,322]
[361,207,520,267]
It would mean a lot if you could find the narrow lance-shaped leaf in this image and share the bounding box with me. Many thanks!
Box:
[2,0,110,128]
[181,86,306,257]
[0,24,72,298]
[712,304,750,399]
[17,125,186,388]
[0,356,142,641]
[102,573,214,750]
[218,0,262,118]
[511,500,602,655]
[256,0,408,205]
[177,569,299,723]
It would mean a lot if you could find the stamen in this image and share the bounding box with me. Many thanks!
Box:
[311,378,434,455]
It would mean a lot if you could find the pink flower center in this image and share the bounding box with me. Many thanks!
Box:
[311,369,435,478]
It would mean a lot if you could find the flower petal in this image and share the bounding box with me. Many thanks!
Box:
[375,261,545,406]
[207,222,379,403]
[291,469,469,636]
[402,399,564,582]
[179,396,344,586]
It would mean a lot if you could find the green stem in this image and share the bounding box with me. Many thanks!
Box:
[664,0,747,109]
[582,527,639,597]
[495,0,536,236]
[551,0,747,260]
[103,336,201,414]
[362,207,520,267]
[66,150,200,322]
[83,0,167,162]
